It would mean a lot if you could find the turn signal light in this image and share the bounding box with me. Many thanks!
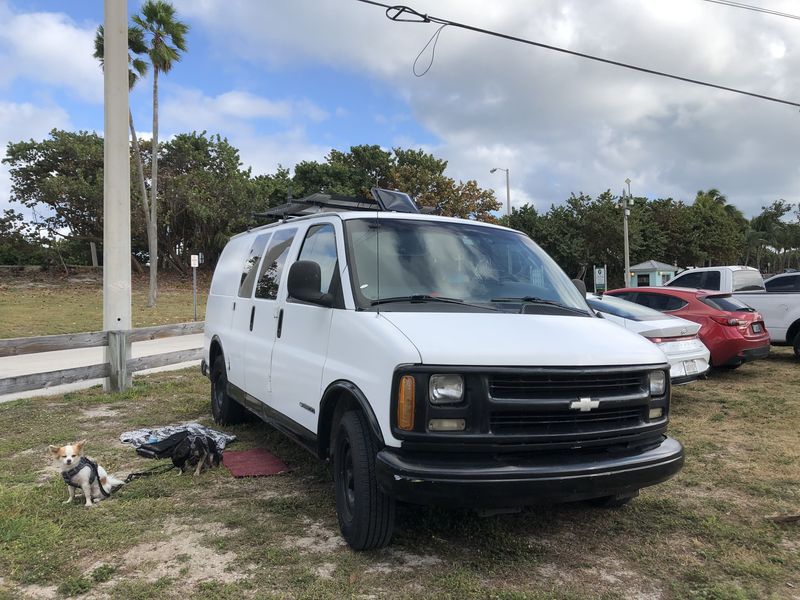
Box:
[649,407,664,420]
[397,375,416,431]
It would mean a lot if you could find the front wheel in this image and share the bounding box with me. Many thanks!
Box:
[210,355,246,425]
[333,411,395,550]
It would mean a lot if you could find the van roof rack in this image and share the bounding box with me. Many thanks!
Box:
[253,187,421,221]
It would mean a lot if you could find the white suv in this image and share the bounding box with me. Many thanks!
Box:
[202,191,683,550]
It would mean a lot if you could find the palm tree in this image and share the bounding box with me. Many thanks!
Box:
[93,26,152,276]
[133,0,188,307]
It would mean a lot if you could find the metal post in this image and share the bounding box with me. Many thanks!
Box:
[505,169,511,216]
[192,266,197,321]
[622,178,632,288]
[103,0,132,392]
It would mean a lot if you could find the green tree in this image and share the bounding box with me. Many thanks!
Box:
[133,0,189,306]
[0,209,46,265]
[3,130,105,247]
[691,189,745,266]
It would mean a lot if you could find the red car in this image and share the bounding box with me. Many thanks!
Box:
[605,287,770,367]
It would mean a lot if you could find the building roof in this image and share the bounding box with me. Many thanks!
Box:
[630,260,678,272]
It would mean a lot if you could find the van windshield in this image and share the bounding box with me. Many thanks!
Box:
[344,218,589,314]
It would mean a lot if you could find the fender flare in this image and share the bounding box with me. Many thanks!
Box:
[318,380,384,458]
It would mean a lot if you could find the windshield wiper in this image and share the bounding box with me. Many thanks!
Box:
[490,296,591,315]
[371,295,500,311]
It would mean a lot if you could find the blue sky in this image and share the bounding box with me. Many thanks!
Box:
[2,0,799,217]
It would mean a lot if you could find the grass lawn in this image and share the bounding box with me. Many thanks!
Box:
[0,271,208,339]
[0,351,798,599]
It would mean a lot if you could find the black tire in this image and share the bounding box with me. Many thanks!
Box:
[210,355,246,425]
[793,333,800,359]
[589,491,638,508]
[332,411,396,550]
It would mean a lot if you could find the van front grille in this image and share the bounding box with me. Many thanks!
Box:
[489,372,646,400]
[490,406,645,436]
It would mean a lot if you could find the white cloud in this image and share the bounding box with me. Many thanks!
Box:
[0,2,101,102]
[176,0,800,215]
[161,87,329,134]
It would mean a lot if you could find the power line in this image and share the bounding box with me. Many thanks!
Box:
[354,0,800,109]
[699,0,800,21]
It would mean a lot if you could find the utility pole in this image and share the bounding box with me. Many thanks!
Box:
[490,167,511,216]
[103,0,132,392]
[622,178,632,288]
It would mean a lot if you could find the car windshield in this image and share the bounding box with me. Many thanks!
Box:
[344,217,589,314]
[586,294,667,321]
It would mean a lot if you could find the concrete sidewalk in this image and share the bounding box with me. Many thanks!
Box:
[0,333,204,403]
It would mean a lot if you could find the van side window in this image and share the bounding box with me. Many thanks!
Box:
[297,224,339,294]
[255,228,297,300]
[238,233,271,298]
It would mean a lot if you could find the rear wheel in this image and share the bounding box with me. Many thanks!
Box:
[210,355,246,425]
[793,333,800,359]
[333,411,395,550]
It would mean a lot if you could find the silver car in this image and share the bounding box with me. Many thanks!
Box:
[587,293,710,384]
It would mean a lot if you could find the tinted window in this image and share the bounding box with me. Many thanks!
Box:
[635,292,688,312]
[587,295,665,321]
[668,271,703,289]
[766,275,800,292]
[254,229,297,300]
[732,270,765,292]
[702,271,721,290]
[297,224,338,294]
[238,234,270,298]
[703,295,755,312]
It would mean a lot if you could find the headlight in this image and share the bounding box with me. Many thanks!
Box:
[649,370,667,396]
[429,374,464,404]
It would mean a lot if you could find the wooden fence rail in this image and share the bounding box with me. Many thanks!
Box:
[0,322,204,396]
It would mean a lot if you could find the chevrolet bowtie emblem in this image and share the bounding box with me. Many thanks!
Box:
[570,397,600,412]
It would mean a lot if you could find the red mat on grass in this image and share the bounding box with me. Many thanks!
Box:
[223,448,290,477]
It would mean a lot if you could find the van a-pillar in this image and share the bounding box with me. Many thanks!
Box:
[103,0,132,392]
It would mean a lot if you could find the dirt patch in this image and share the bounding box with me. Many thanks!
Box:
[365,549,442,574]
[80,406,120,420]
[87,519,244,592]
[537,557,664,600]
[314,562,337,579]
[17,583,58,599]
[282,520,346,553]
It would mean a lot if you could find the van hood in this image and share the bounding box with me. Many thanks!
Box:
[379,312,667,367]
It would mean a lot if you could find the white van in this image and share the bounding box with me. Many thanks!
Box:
[202,190,684,550]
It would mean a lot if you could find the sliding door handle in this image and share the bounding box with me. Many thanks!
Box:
[277,308,284,338]
[249,306,256,331]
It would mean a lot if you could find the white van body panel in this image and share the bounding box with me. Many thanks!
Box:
[322,311,422,448]
[378,312,667,367]
[204,234,252,367]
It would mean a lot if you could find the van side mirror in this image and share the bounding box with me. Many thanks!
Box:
[572,278,587,296]
[288,260,333,307]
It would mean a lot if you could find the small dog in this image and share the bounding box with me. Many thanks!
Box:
[171,434,222,476]
[49,440,125,507]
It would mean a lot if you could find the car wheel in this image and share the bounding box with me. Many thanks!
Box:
[333,410,395,550]
[210,355,246,425]
[794,333,800,359]
[589,491,638,508]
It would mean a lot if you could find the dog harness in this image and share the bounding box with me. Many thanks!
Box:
[62,457,110,497]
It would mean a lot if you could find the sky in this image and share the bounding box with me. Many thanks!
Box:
[1,0,799,218]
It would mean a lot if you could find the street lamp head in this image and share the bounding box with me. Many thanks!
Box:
[490,168,498,174]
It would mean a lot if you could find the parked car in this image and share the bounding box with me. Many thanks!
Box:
[202,189,684,550]
[665,266,800,356]
[586,293,710,383]
[606,287,770,367]
[765,272,800,293]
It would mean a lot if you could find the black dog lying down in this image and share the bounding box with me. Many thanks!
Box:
[136,432,222,475]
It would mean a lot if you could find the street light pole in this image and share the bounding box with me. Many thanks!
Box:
[622,178,632,288]
[490,167,511,216]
